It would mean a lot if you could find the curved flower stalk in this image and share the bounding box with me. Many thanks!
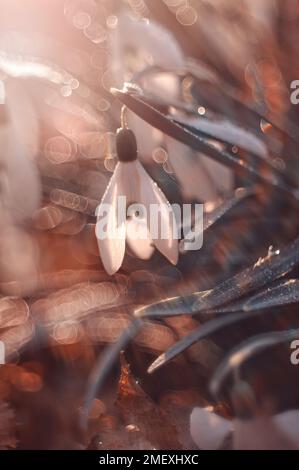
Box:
[190,406,299,450]
[96,127,178,275]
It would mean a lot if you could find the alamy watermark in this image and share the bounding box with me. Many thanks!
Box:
[290,80,299,104]
[95,197,204,251]
[290,340,299,365]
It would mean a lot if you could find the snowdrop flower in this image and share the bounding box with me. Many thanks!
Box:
[190,406,299,450]
[110,13,232,202]
[96,127,178,275]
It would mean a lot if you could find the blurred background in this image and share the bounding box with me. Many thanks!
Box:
[0,0,299,450]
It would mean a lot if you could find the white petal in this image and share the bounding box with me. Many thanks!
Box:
[96,163,126,275]
[274,410,299,449]
[117,161,140,204]
[126,216,155,260]
[136,161,178,265]
[190,407,232,450]
[119,161,154,260]
[234,415,298,450]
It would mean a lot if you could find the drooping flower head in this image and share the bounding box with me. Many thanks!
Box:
[96,127,178,275]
